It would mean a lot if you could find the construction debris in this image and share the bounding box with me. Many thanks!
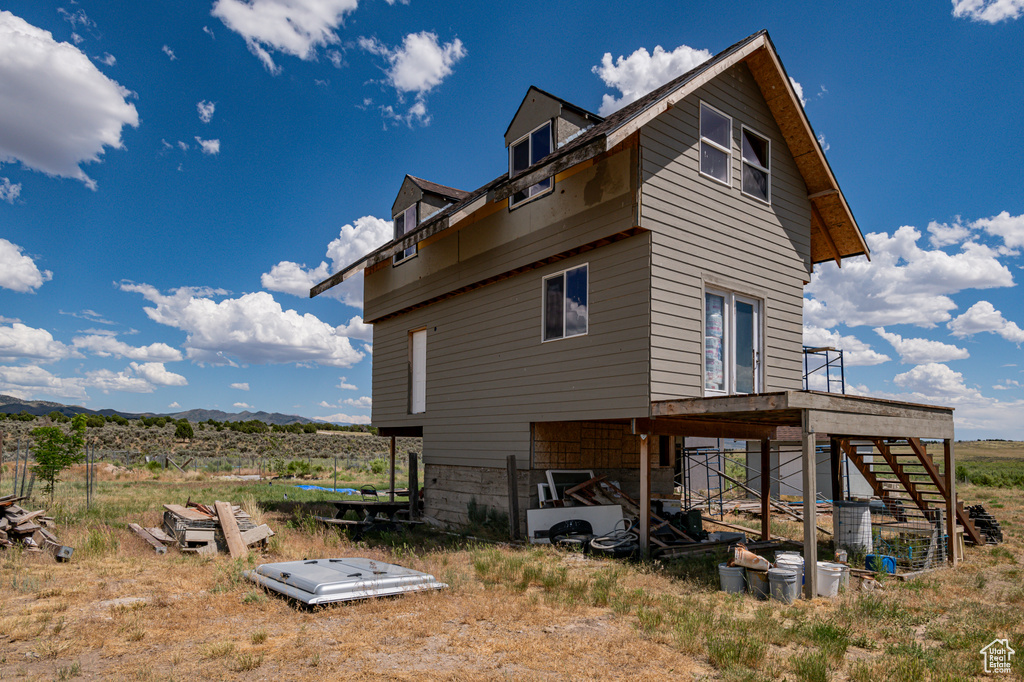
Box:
[966,504,1003,544]
[0,494,73,560]
[155,500,274,556]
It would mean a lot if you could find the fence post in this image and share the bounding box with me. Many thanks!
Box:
[408,451,419,520]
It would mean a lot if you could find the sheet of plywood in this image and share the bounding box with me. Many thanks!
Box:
[214,500,247,559]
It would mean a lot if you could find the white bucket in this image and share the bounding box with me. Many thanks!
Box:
[815,562,844,597]
[775,555,805,586]
[746,569,770,600]
[718,563,746,594]
[768,567,799,604]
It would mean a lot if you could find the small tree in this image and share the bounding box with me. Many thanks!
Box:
[31,413,87,505]
[175,419,194,441]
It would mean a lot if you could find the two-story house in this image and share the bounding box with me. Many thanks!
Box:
[313,30,975,595]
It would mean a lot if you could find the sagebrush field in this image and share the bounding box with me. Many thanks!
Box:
[0,436,1021,680]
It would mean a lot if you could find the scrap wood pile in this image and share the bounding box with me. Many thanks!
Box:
[128,499,274,557]
[562,475,696,546]
[0,494,73,560]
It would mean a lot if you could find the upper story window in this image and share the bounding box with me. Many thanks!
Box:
[393,203,417,264]
[741,127,771,203]
[705,289,761,395]
[699,102,732,186]
[543,264,588,341]
[510,121,553,207]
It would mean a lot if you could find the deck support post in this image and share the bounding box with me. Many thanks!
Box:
[640,433,651,559]
[388,436,396,503]
[801,410,818,599]
[760,438,771,541]
[944,438,957,565]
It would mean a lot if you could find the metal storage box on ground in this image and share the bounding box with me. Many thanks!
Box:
[246,558,447,605]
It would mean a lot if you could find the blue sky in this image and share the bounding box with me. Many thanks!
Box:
[0,0,1022,437]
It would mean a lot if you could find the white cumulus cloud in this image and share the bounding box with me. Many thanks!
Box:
[72,334,183,362]
[194,137,220,155]
[0,177,21,203]
[592,43,712,116]
[119,281,366,368]
[343,396,371,408]
[359,32,465,125]
[212,0,358,74]
[162,45,177,60]
[0,11,139,190]
[873,328,970,364]
[262,214,391,307]
[317,412,371,425]
[972,211,1024,249]
[197,100,216,123]
[0,238,51,292]
[952,0,1024,22]
[129,362,187,387]
[802,325,890,366]
[233,402,252,408]
[805,226,1014,329]
[0,364,88,400]
[0,323,78,362]
[337,376,357,390]
[230,382,250,390]
[947,300,1024,343]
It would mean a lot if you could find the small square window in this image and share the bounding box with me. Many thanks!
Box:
[542,264,588,341]
[700,102,732,186]
[510,121,553,207]
[742,127,771,203]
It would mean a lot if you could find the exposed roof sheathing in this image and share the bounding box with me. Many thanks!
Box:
[311,30,869,298]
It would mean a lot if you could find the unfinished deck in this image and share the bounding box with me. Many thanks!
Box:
[624,390,963,597]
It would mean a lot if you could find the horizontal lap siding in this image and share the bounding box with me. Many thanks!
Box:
[372,233,651,468]
[640,62,811,401]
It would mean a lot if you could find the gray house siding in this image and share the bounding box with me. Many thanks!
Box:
[640,62,812,401]
[370,232,652,470]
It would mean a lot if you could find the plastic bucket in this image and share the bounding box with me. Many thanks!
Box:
[815,562,843,597]
[768,568,799,604]
[776,555,805,586]
[746,569,770,600]
[719,563,746,593]
[774,550,800,562]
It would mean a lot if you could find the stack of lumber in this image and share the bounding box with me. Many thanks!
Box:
[0,494,73,560]
[153,500,274,558]
[563,476,696,547]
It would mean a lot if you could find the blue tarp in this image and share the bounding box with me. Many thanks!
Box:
[294,485,360,495]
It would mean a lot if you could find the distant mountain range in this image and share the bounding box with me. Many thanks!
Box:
[0,395,316,425]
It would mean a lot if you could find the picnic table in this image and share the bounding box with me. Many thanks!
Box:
[315,498,421,539]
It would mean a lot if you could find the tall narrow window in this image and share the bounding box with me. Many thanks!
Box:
[542,264,588,341]
[741,127,770,203]
[705,289,761,395]
[393,203,417,264]
[700,102,732,185]
[409,329,426,414]
[509,121,553,207]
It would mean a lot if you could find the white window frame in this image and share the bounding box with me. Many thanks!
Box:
[393,203,418,265]
[699,101,732,187]
[703,288,762,396]
[741,125,771,204]
[509,121,554,208]
[409,328,426,414]
[541,263,588,342]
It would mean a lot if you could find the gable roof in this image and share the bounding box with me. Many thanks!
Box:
[407,175,471,202]
[503,85,604,143]
[312,29,869,298]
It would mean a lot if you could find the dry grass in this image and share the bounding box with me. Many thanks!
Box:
[0,460,1022,680]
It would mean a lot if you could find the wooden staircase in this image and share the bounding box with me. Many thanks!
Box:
[841,438,984,545]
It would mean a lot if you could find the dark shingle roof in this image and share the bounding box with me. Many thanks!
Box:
[407,175,471,202]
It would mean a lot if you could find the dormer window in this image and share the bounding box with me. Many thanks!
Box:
[393,203,417,264]
[509,121,552,207]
